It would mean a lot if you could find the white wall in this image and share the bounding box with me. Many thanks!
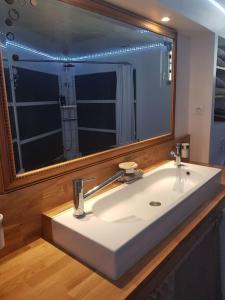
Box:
[188,32,216,163]
[175,31,216,163]
[174,33,190,138]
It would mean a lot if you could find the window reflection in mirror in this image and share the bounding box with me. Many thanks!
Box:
[0,0,173,173]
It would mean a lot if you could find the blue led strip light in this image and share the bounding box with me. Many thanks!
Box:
[0,39,165,61]
[69,43,165,61]
[6,41,67,60]
[208,0,225,14]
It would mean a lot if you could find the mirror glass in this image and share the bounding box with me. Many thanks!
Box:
[0,0,174,174]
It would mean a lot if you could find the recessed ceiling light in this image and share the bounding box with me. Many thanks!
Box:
[161,16,170,22]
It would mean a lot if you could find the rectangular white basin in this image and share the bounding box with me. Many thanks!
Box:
[51,162,221,280]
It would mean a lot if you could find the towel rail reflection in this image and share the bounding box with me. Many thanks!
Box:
[11,57,131,65]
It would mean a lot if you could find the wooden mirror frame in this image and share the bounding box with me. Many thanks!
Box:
[0,0,177,193]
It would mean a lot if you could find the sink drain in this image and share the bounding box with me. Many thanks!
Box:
[149,201,161,207]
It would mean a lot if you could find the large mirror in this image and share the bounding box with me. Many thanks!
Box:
[0,0,175,174]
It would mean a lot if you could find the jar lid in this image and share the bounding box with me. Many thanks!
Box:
[119,162,138,174]
[119,162,138,170]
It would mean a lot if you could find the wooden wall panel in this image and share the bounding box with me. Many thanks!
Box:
[0,135,189,258]
[0,159,4,195]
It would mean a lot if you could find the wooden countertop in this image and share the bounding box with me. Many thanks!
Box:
[1,162,225,300]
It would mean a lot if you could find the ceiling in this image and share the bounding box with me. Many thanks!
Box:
[0,0,172,57]
[105,0,209,37]
[105,0,225,37]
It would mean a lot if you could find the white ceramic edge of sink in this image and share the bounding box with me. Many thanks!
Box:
[52,161,222,252]
[54,161,221,221]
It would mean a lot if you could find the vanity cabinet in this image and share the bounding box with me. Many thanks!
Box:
[173,217,221,300]
[129,213,222,300]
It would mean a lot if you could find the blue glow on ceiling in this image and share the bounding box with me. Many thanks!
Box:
[0,40,165,61]
[70,43,165,61]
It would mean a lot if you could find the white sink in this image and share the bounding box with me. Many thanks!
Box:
[51,162,221,280]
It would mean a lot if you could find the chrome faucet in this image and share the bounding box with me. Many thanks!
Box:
[170,143,182,167]
[73,170,125,218]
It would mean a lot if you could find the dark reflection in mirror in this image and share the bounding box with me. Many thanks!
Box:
[8,8,20,21]
[5,0,15,5]
[0,0,173,173]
